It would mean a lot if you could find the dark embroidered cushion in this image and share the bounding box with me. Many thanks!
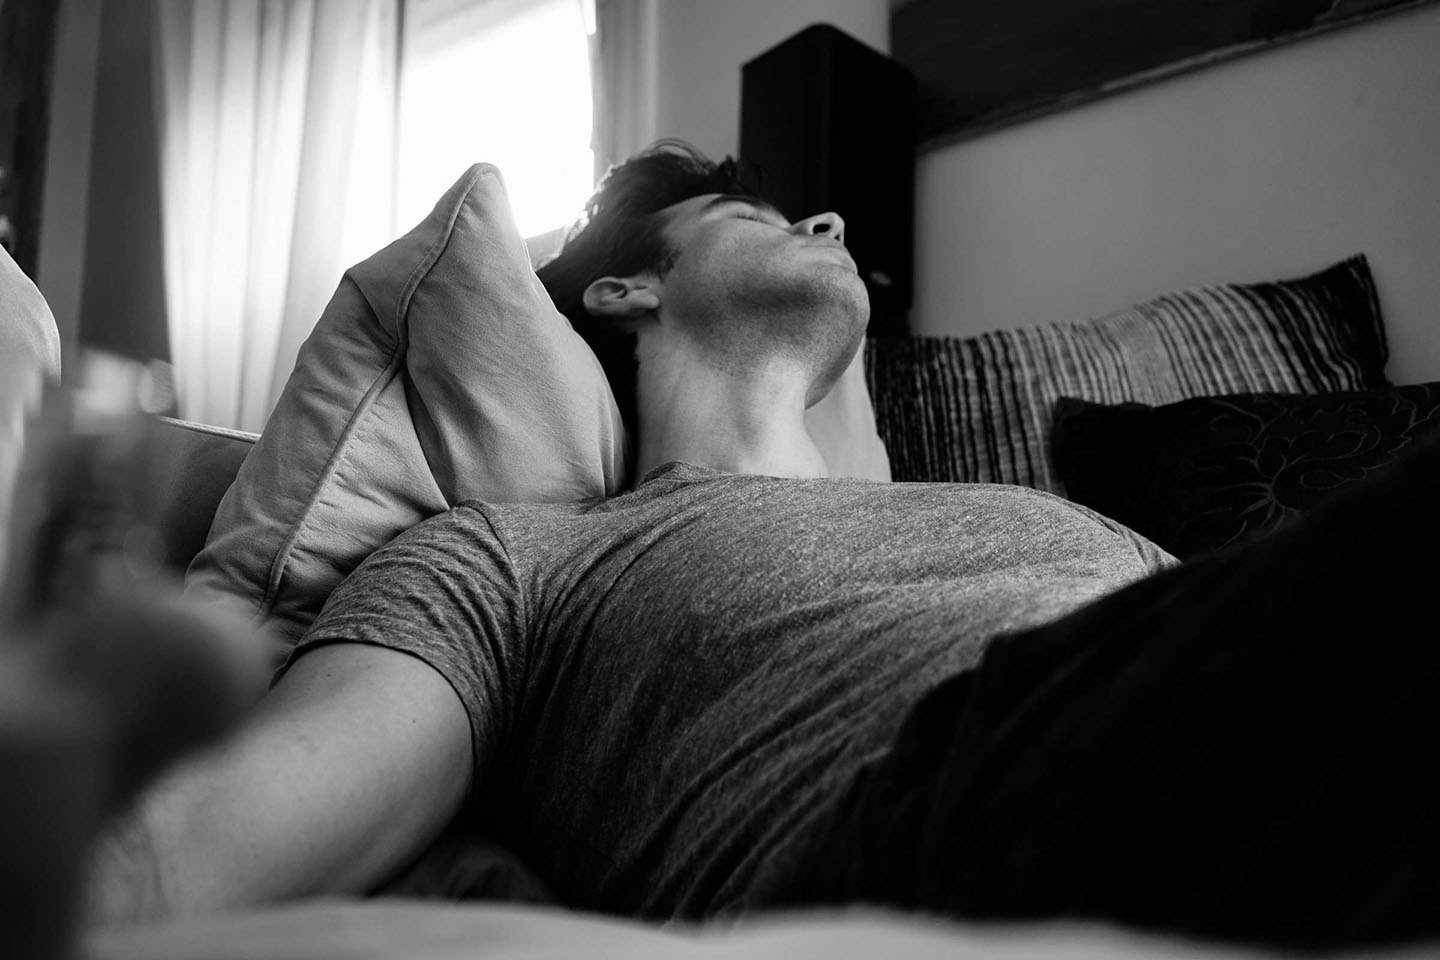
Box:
[865,255,1389,493]
[1050,383,1440,558]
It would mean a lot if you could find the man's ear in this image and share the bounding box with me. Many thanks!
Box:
[582,276,661,322]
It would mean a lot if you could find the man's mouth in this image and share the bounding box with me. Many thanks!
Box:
[807,240,857,269]
[807,238,852,256]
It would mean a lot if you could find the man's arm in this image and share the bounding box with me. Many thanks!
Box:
[87,641,473,925]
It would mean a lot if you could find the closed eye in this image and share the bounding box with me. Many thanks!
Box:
[735,209,788,228]
[702,195,789,228]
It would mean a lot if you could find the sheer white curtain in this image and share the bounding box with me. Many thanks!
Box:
[590,0,657,179]
[153,0,399,431]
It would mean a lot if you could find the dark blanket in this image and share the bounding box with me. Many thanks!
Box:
[750,432,1440,953]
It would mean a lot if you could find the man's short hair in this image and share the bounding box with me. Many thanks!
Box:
[536,140,758,429]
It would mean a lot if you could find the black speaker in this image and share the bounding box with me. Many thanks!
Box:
[740,24,917,337]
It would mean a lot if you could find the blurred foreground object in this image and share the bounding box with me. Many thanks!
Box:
[0,354,264,959]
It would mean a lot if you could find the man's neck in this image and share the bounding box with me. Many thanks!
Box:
[633,357,827,481]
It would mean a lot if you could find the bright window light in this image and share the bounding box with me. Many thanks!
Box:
[398,0,595,238]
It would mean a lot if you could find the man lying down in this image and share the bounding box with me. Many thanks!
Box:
[84,143,1440,952]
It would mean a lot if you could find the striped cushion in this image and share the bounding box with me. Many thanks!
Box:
[866,255,1389,493]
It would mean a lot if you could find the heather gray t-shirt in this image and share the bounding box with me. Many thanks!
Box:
[295,462,1175,918]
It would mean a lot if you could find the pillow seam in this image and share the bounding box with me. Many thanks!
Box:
[257,165,490,617]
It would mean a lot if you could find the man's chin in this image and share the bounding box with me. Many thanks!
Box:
[839,281,871,342]
[804,310,868,408]
[814,262,869,326]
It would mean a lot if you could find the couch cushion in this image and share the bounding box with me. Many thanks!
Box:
[186,165,628,655]
[154,418,256,570]
[866,255,1389,494]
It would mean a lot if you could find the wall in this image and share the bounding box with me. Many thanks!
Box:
[909,3,1440,385]
[652,0,887,161]
[45,0,1440,386]
[649,0,1440,383]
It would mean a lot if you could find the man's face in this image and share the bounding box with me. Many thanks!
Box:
[649,193,870,394]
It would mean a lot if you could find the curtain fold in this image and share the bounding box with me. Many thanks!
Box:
[590,0,657,182]
[153,0,399,432]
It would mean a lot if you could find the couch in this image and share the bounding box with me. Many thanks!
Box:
[6,185,1438,955]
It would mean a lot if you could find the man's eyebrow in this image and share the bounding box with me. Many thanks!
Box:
[701,194,787,222]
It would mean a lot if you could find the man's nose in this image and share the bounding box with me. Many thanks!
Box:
[793,212,845,244]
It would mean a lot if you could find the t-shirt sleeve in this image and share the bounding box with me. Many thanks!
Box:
[276,505,526,781]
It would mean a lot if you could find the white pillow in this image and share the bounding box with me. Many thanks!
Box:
[187,165,628,658]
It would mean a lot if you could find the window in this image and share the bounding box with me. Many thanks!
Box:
[147,0,600,429]
[398,0,596,238]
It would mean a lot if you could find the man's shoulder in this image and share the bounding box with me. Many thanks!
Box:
[399,500,496,538]
[368,501,516,565]
[336,502,529,603]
